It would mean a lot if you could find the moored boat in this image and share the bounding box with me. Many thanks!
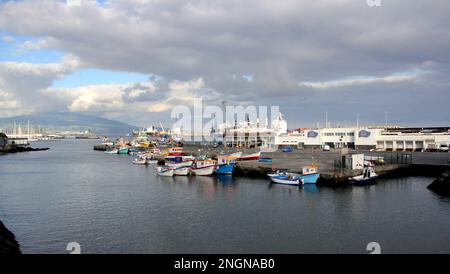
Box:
[191,165,216,176]
[297,166,320,184]
[156,166,174,177]
[173,166,190,176]
[105,148,118,154]
[191,159,217,176]
[132,157,147,165]
[270,176,302,185]
[215,156,236,175]
[118,147,129,154]
[349,167,378,186]
[166,160,194,169]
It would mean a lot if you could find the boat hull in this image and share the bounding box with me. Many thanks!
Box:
[298,173,320,184]
[132,159,147,165]
[166,160,193,169]
[270,176,301,185]
[173,167,190,176]
[350,176,378,186]
[216,163,236,175]
[191,165,216,176]
[118,147,129,154]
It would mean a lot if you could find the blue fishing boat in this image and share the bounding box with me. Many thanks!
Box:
[215,156,236,175]
[297,166,320,184]
[268,166,320,185]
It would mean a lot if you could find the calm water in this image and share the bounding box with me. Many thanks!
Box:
[1,140,449,254]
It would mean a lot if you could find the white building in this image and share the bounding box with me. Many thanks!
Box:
[275,127,450,151]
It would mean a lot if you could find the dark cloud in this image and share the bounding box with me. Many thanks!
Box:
[0,0,449,126]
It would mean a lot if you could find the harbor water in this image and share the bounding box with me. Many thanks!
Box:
[1,140,449,254]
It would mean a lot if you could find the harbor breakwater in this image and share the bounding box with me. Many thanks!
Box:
[95,143,450,184]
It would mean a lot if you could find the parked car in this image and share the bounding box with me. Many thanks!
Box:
[439,144,449,152]
[282,146,294,153]
[323,145,330,151]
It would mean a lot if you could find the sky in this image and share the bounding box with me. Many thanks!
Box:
[0,0,449,128]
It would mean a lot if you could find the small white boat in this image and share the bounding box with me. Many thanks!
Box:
[147,159,158,164]
[156,166,174,177]
[166,160,193,169]
[173,166,190,176]
[132,158,147,165]
[270,176,303,185]
[267,169,289,178]
[349,167,378,185]
[104,149,118,154]
[191,165,216,176]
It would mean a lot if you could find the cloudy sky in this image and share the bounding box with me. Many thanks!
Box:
[0,0,449,128]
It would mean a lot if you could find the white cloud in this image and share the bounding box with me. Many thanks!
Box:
[0,0,449,125]
[0,56,80,116]
[1,35,15,43]
[299,72,423,89]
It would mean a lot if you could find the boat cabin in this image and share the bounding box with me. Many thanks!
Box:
[302,166,318,175]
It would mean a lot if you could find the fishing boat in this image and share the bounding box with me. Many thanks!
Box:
[349,167,378,186]
[269,175,302,185]
[215,156,236,175]
[166,160,194,169]
[297,166,320,184]
[191,159,217,176]
[173,166,190,176]
[104,148,118,154]
[168,147,184,156]
[268,166,320,185]
[132,157,147,165]
[118,147,129,154]
[238,151,261,161]
[267,169,289,178]
[156,166,174,177]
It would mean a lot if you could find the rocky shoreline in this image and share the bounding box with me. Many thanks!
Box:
[0,221,21,254]
[428,171,450,196]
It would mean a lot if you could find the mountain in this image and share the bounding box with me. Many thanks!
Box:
[0,112,139,136]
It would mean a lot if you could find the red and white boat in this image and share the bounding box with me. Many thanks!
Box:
[238,152,261,161]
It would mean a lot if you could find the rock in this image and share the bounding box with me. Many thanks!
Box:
[427,171,450,196]
[0,221,21,255]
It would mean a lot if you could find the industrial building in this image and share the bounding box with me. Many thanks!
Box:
[275,127,450,151]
